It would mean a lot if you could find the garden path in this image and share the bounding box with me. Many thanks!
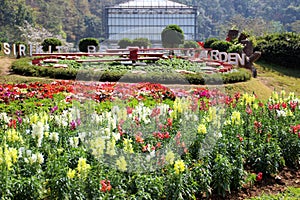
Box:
[0,56,14,75]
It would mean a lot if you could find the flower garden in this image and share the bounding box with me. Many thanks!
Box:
[0,80,299,199]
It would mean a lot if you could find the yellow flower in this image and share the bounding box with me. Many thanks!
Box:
[123,138,134,154]
[174,159,185,174]
[165,151,175,165]
[272,91,279,101]
[67,168,76,179]
[280,90,286,98]
[90,137,105,158]
[197,124,207,134]
[231,111,241,125]
[253,103,259,110]
[241,93,255,105]
[30,113,38,124]
[208,107,217,122]
[106,139,116,156]
[77,157,91,174]
[171,98,190,119]
[4,147,18,170]
[116,156,127,172]
[6,129,22,143]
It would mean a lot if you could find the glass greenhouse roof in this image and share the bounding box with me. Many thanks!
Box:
[114,0,191,8]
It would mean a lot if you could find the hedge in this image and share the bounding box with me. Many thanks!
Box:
[11,58,252,85]
[255,32,300,68]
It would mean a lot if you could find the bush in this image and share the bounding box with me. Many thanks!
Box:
[132,38,151,48]
[78,38,99,52]
[118,38,133,49]
[255,32,300,68]
[11,58,251,85]
[227,43,244,53]
[161,24,184,48]
[204,38,219,48]
[41,38,62,53]
[182,41,199,49]
[210,40,232,52]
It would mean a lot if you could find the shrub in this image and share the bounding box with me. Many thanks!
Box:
[182,41,199,49]
[161,24,184,48]
[132,38,151,48]
[118,38,132,49]
[210,40,232,52]
[227,43,244,53]
[255,32,300,68]
[41,38,62,53]
[204,38,219,48]
[78,38,99,52]
[11,58,251,85]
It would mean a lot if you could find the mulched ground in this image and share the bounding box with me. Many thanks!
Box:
[206,167,300,199]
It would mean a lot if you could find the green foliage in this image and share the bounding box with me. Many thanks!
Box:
[41,38,62,53]
[211,154,233,197]
[255,32,300,68]
[204,38,219,48]
[182,40,199,49]
[132,38,151,48]
[11,57,252,85]
[78,38,99,53]
[210,40,232,52]
[118,38,132,49]
[227,43,244,53]
[161,24,184,48]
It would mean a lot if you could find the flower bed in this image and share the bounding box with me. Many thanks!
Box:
[0,81,299,199]
[11,57,252,85]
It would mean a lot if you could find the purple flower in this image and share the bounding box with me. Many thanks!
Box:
[17,117,23,124]
[50,106,58,113]
[70,120,76,130]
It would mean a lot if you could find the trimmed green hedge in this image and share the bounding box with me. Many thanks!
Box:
[255,32,300,68]
[11,58,252,84]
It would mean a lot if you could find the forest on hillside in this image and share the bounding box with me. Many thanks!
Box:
[0,0,299,45]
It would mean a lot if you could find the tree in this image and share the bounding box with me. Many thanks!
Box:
[161,24,184,48]
[78,37,99,52]
[132,38,151,48]
[41,38,62,52]
[118,38,132,49]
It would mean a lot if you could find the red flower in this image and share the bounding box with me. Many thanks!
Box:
[237,134,243,142]
[256,172,263,181]
[8,119,17,129]
[289,101,298,112]
[135,133,144,144]
[167,118,172,127]
[246,106,252,115]
[100,179,112,192]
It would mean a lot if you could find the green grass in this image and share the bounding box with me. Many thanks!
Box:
[224,61,300,100]
[247,187,300,200]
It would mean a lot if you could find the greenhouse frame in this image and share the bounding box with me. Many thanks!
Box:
[103,0,198,45]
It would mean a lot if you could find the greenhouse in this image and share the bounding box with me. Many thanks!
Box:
[103,0,198,44]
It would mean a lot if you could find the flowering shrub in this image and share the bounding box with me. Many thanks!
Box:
[0,81,299,199]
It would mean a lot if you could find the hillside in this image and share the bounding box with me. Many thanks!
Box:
[0,0,299,44]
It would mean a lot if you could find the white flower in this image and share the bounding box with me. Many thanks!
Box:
[276,110,286,117]
[29,154,37,164]
[32,121,44,147]
[18,147,25,158]
[37,152,44,164]
[78,132,86,142]
[69,137,79,148]
[112,132,120,141]
[49,132,59,143]
[0,112,10,123]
